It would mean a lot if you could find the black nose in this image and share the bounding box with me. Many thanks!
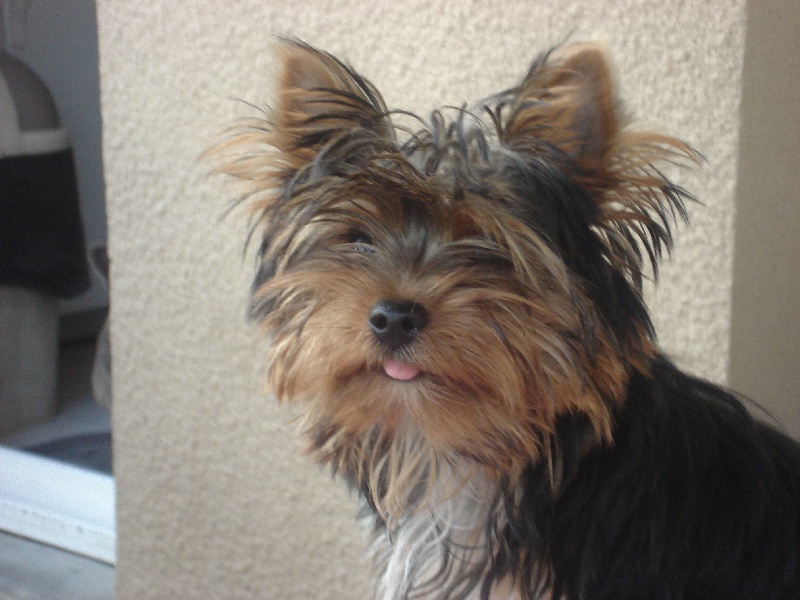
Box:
[368,300,428,350]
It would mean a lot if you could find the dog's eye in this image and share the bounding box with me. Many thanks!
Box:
[347,232,376,253]
[464,244,511,268]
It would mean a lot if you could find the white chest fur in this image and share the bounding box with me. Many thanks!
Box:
[364,472,527,600]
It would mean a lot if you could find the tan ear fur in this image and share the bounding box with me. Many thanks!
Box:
[504,44,618,173]
[501,44,701,286]
[272,39,391,171]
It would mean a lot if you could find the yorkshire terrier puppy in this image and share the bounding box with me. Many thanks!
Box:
[213,40,800,599]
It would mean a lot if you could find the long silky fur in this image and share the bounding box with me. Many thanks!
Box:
[210,40,800,599]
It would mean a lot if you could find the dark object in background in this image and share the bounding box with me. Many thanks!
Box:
[0,149,89,298]
[0,51,90,437]
[0,51,89,299]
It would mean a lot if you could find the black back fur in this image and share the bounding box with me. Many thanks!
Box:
[497,357,800,599]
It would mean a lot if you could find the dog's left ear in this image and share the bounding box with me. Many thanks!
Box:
[270,39,392,174]
[503,45,618,173]
[503,45,699,284]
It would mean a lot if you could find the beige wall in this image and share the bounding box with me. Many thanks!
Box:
[729,0,800,438]
[98,2,752,598]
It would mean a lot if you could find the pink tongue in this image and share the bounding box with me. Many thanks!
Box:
[383,359,420,381]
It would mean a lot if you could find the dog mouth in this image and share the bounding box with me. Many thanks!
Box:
[382,358,422,381]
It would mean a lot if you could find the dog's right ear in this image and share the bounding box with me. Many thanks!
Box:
[270,39,392,174]
[208,40,392,208]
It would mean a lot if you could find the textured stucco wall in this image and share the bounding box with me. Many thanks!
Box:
[97,2,747,598]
